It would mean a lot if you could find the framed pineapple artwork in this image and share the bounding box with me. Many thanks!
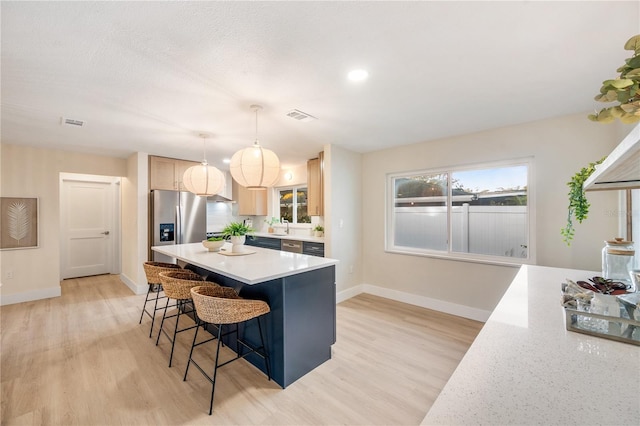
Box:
[0,197,39,250]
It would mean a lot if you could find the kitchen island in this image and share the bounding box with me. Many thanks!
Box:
[422,265,639,425]
[152,242,338,388]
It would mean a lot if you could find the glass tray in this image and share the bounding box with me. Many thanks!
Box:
[564,305,640,346]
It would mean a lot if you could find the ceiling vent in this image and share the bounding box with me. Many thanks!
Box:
[286,109,317,122]
[61,117,85,127]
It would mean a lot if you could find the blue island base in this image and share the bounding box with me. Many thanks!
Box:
[185,263,336,388]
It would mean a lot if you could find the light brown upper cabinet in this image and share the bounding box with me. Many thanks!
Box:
[307,151,324,216]
[149,156,200,191]
[233,179,267,216]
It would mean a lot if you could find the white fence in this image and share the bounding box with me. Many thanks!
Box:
[394,204,528,258]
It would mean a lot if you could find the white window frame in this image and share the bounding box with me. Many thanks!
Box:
[275,185,311,225]
[385,157,536,266]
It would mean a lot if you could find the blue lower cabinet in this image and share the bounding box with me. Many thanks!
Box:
[247,236,325,257]
[246,236,281,250]
[303,241,324,257]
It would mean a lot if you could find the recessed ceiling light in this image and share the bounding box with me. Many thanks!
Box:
[347,69,369,82]
[223,158,231,164]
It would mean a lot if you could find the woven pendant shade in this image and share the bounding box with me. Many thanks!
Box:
[183,133,225,196]
[183,162,225,196]
[229,143,280,189]
[229,104,280,190]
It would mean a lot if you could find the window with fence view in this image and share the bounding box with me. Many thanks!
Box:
[388,161,530,262]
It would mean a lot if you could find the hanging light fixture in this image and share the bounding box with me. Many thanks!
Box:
[229,104,280,189]
[182,134,225,196]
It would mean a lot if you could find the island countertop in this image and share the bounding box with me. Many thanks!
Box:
[422,265,639,425]
[152,242,338,285]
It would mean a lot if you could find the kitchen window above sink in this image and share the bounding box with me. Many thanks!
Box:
[278,185,311,224]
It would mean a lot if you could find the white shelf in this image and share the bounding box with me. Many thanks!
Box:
[584,123,640,191]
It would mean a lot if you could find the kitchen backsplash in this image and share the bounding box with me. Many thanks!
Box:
[208,201,324,237]
[206,202,241,232]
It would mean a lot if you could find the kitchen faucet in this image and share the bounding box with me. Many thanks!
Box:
[282,219,289,234]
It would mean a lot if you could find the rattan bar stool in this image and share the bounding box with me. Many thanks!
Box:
[140,261,181,338]
[156,270,214,367]
[185,285,271,415]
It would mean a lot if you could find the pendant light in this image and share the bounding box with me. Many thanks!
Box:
[182,134,225,196]
[229,104,280,189]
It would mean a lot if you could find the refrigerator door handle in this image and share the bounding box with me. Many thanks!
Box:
[176,204,182,244]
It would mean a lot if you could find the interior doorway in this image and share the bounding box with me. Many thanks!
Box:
[60,173,121,279]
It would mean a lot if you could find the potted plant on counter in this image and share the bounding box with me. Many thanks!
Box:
[313,225,324,237]
[265,217,279,233]
[222,221,254,252]
[202,235,225,252]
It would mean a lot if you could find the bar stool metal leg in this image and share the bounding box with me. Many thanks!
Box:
[209,325,225,415]
[149,286,162,338]
[155,295,200,367]
[138,285,153,324]
[187,285,271,415]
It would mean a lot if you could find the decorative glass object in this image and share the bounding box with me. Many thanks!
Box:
[602,238,635,286]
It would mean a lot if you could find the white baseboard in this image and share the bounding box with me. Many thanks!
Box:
[336,284,364,303]
[0,286,61,306]
[119,273,148,295]
[0,277,489,321]
[337,283,490,322]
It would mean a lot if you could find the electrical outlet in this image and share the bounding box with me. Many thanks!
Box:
[6,271,14,279]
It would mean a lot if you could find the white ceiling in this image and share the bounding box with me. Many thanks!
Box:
[1,1,638,170]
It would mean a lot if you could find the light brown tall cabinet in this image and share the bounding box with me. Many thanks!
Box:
[233,180,267,216]
[149,156,200,191]
[307,151,324,216]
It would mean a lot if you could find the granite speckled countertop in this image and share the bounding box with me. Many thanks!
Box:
[422,265,639,426]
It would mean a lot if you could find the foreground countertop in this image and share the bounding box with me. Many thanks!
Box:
[152,242,337,285]
[422,265,639,426]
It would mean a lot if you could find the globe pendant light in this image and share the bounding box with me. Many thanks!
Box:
[182,134,225,196]
[229,104,280,189]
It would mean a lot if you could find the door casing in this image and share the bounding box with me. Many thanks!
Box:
[60,173,121,280]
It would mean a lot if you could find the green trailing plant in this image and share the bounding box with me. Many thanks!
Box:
[561,157,606,245]
[588,34,640,124]
[221,221,254,237]
[313,225,324,232]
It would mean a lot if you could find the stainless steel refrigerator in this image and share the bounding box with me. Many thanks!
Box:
[150,190,207,263]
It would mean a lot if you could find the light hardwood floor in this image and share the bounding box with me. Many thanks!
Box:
[1,274,482,425]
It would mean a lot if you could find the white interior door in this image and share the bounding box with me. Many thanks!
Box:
[61,174,120,279]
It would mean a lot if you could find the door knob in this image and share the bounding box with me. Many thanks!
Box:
[101,231,110,235]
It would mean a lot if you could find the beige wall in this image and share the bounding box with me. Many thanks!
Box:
[324,144,363,295]
[1,114,631,314]
[361,114,626,316]
[120,152,149,293]
[0,143,127,303]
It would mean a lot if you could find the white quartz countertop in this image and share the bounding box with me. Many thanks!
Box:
[152,242,337,285]
[422,265,640,426]
[250,232,324,243]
